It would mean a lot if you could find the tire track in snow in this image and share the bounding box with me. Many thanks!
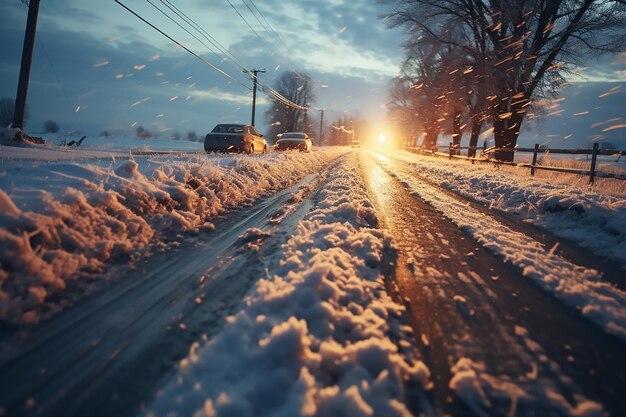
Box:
[145,153,433,417]
[363,152,624,416]
[0,168,331,417]
[374,153,626,341]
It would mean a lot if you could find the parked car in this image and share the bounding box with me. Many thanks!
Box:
[204,124,267,154]
[274,132,312,152]
[351,140,361,148]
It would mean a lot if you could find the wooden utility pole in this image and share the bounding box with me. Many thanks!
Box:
[302,79,309,133]
[246,68,265,126]
[318,108,325,146]
[13,0,41,130]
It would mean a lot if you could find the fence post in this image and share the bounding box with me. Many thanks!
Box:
[530,143,539,176]
[449,142,453,159]
[589,143,599,184]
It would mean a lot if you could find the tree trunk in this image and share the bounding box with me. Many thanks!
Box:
[451,111,462,155]
[493,109,525,162]
[424,128,438,150]
[468,117,482,158]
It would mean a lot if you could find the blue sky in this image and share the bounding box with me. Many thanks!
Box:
[0,0,403,138]
[0,0,624,147]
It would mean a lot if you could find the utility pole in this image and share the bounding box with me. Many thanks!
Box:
[318,108,325,147]
[13,0,41,130]
[302,79,308,134]
[245,68,265,126]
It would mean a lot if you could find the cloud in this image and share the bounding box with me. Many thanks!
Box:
[0,10,251,135]
[561,45,626,83]
[228,0,403,76]
[192,88,264,105]
[4,0,621,140]
[519,82,626,148]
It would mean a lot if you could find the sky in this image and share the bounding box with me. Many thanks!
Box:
[0,0,624,147]
[0,0,404,139]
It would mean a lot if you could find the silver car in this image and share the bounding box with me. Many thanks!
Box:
[274,132,312,152]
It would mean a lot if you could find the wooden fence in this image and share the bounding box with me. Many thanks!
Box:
[405,143,626,185]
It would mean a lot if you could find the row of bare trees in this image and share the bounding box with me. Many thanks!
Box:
[382,0,626,161]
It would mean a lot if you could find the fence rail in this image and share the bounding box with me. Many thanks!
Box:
[405,143,626,184]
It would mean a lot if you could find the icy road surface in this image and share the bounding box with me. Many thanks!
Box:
[364,151,625,416]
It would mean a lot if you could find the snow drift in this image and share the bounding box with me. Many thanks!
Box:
[146,154,430,417]
[0,149,346,325]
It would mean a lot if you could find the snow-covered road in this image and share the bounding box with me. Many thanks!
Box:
[1,146,624,417]
[0,166,332,417]
[363,151,625,417]
[0,148,347,325]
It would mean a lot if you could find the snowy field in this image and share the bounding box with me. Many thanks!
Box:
[514,153,626,178]
[0,141,621,416]
[382,150,626,266]
[0,138,348,325]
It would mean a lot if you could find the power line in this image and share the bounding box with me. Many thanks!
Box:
[151,0,315,114]
[241,0,327,92]
[239,0,303,73]
[158,0,251,74]
[225,0,263,40]
[145,0,247,81]
[218,1,312,110]
[142,0,307,111]
[243,0,296,66]
[114,0,251,91]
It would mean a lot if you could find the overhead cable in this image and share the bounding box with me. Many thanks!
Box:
[114,0,251,91]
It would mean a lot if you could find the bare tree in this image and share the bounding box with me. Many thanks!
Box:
[382,0,626,161]
[264,71,315,142]
[44,120,60,133]
[327,115,364,146]
[136,126,153,139]
[394,42,449,150]
[187,131,199,142]
[387,77,420,147]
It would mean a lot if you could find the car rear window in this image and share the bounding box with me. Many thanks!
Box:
[212,124,244,133]
[281,133,305,139]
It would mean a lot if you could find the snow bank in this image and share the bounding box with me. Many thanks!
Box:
[146,155,429,417]
[0,150,346,325]
[389,151,626,265]
[0,127,20,143]
[82,135,204,152]
[450,356,603,417]
[381,160,626,340]
[0,127,48,147]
